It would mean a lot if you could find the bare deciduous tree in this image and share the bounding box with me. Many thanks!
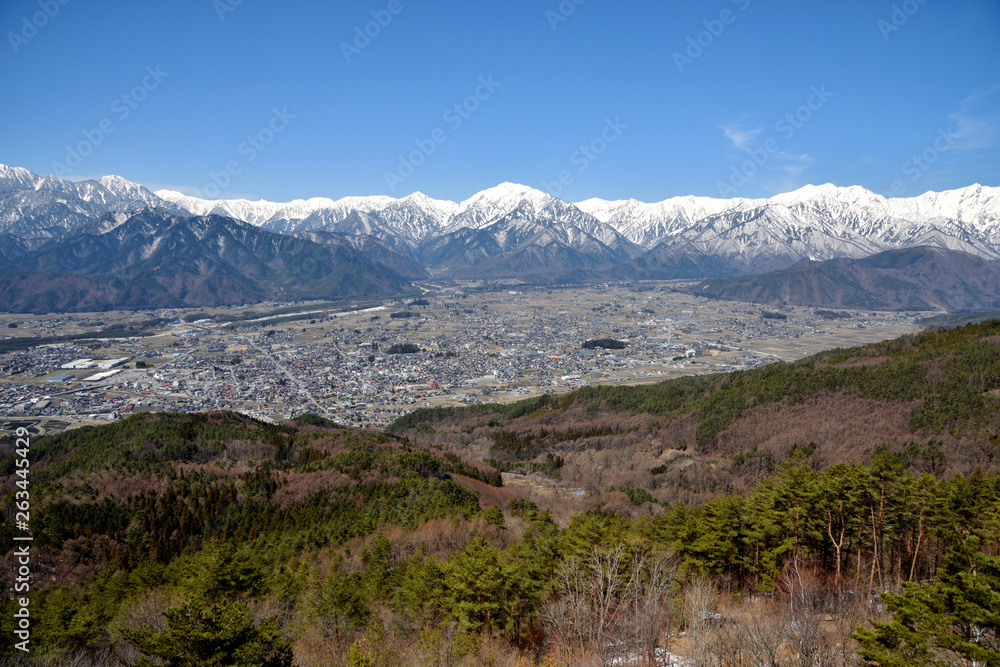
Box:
[623,549,678,665]
[684,576,719,667]
[543,554,590,654]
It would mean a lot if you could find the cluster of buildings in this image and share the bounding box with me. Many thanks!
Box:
[0,286,921,432]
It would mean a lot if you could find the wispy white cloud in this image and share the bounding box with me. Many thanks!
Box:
[719,117,819,195]
[765,152,815,193]
[720,122,763,150]
[947,81,1000,150]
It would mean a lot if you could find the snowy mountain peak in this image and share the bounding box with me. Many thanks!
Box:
[0,164,41,192]
[401,191,434,204]
[401,190,457,210]
[447,181,595,232]
[0,164,37,180]
[790,182,838,195]
[457,182,551,208]
[98,174,138,191]
[330,195,395,210]
[770,183,852,204]
[396,192,459,228]
[146,176,1000,260]
[153,190,212,214]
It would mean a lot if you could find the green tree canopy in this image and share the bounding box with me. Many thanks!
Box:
[128,599,293,667]
[855,544,1000,666]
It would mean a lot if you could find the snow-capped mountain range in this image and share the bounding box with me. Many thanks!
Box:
[156,180,998,250]
[0,165,188,242]
[2,163,1000,279]
[156,178,1000,275]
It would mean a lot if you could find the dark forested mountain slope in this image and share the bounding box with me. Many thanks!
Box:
[416,207,643,278]
[604,242,740,280]
[294,229,429,279]
[689,246,1000,310]
[0,210,412,312]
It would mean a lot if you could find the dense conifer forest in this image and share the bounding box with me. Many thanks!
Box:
[3,322,1000,665]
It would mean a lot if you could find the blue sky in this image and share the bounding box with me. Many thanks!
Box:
[1,0,998,203]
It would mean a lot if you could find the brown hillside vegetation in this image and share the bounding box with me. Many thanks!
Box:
[390,321,1000,506]
[708,391,920,458]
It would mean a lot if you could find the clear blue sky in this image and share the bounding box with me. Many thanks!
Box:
[1,0,998,202]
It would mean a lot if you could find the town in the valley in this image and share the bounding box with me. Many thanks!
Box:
[0,281,923,435]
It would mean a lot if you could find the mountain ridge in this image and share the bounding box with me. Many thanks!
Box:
[3,165,997,257]
[3,164,1000,303]
[153,177,1000,277]
[690,245,1000,311]
[0,209,412,312]
[154,179,1000,246]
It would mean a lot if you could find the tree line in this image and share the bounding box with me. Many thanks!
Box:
[3,434,998,664]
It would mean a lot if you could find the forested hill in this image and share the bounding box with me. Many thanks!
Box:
[390,319,1000,503]
[689,246,1000,311]
[0,412,502,664]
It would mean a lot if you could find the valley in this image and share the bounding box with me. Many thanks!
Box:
[0,283,920,435]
